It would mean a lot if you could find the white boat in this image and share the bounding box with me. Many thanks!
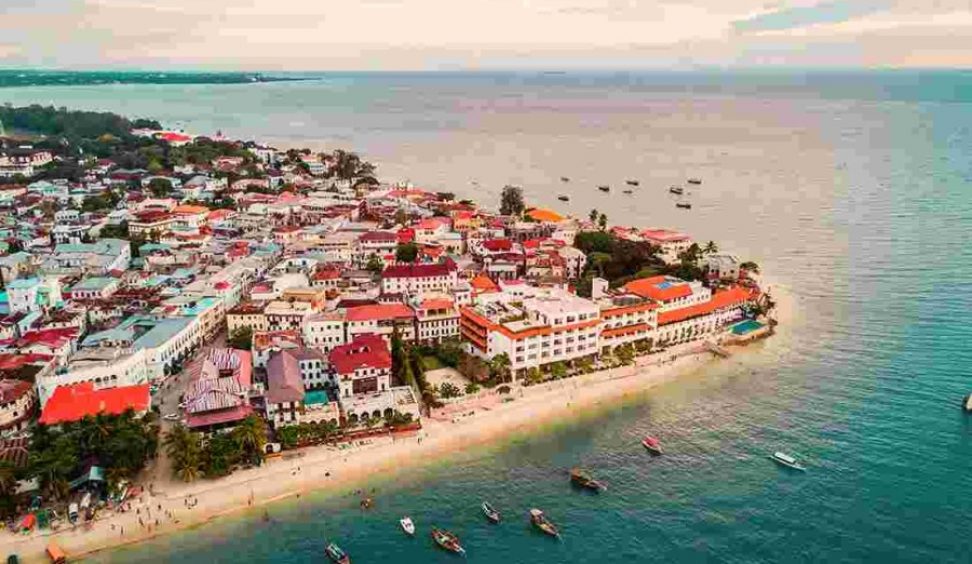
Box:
[400,516,415,536]
[770,452,806,471]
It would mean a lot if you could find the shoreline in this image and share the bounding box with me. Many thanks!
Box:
[2,291,794,564]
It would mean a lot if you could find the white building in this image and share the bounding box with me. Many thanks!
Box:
[380,263,458,296]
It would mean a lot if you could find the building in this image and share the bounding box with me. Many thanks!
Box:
[640,229,693,264]
[592,279,658,353]
[69,277,120,300]
[461,286,600,376]
[0,379,36,436]
[38,382,150,426]
[45,239,131,274]
[655,286,755,346]
[704,254,742,281]
[329,334,391,399]
[184,348,253,432]
[265,300,316,332]
[227,302,268,335]
[302,312,347,353]
[264,348,331,427]
[251,330,302,369]
[623,275,711,312]
[344,303,416,342]
[380,263,457,296]
[414,297,460,344]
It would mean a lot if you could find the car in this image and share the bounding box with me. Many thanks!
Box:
[163,414,180,421]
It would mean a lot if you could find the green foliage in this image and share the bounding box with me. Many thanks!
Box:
[589,209,599,223]
[0,104,155,142]
[231,415,268,467]
[615,344,635,366]
[499,185,525,216]
[598,212,608,231]
[228,327,254,351]
[525,367,543,385]
[577,357,595,374]
[487,353,511,382]
[200,433,239,478]
[328,149,376,181]
[574,231,615,255]
[147,178,174,198]
[100,221,130,240]
[457,353,490,384]
[464,382,481,395]
[740,261,760,275]
[395,242,419,263]
[439,382,461,399]
[29,411,159,497]
[384,411,414,427]
[550,361,568,379]
[365,254,383,273]
[164,424,202,483]
[436,192,456,201]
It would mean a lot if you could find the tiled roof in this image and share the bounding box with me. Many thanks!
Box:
[345,303,415,322]
[266,349,306,404]
[39,383,150,425]
[624,276,694,302]
[657,287,755,325]
[382,263,453,279]
[329,334,391,375]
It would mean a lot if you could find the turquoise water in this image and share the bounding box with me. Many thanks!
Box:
[731,320,764,335]
[4,71,971,562]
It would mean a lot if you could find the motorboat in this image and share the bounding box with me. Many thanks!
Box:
[558,195,570,202]
[400,516,415,536]
[482,501,501,524]
[770,452,806,471]
[569,468,606,492]
[642,436,663,455]
[529,509,560,538]
[597,185,610,192]
[676,202,692,209]
[687,178,702,185]
[669,186,684,195]
[431,528,466,555]
[325,542,351,564]
[626,179,639,186]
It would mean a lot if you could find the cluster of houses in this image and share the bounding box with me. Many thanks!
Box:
[0,133,761,458]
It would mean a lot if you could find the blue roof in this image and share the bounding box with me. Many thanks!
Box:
[134,317,193,349]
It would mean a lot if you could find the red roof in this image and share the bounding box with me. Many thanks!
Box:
[419,298,455,311]
[39,383,151,425]
[0,379,32,404]
[359,231,397,243]
[397,228,415,243]
[345,303,415,322]
[481,239,513,252]
[641,229,690,243]
[624,276,694,302]
[159,132,192,143]
[470,274,499,293]
[329,334,392,375]
[657,287,755,325]
[0,353,52,372]
[382,263,453,279]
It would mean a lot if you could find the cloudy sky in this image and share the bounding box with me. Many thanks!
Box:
[1,0,969,70]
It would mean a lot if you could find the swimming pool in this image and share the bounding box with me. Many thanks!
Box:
[731,319,765,335]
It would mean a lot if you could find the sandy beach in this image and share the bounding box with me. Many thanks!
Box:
[1,285,792,563]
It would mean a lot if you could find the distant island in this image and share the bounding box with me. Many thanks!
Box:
[0,70,311,88]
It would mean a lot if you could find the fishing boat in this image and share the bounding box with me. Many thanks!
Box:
[400,516,415,536]
[560,176,570,182]
[623,189,633,195]
[769,452,806,471]
[325,542,351,564]
[687,178,702,185]
[642,436,663,455]
[626,179,639,186]
[669,186,684,195]
[529,509,560,538]
[569,468,606,492]
[676,202,692,209]
[597,185,610,193]
[482,501,501,524]
[430,528,466,555]
[963,393,972,413]
[558,195,570,202]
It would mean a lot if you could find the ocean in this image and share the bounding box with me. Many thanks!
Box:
[3,71,971,563]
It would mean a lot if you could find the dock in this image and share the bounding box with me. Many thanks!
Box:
[705,342,732,358]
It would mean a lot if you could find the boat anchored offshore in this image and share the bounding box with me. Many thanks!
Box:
[569,468,606,492]
[687,178,702,185]
[642,436,663,455]
[400,516,415,536]
[482,501,501,524]
[676,202,692,209]
[560,176,570,182]
[558,195,570,202]
[963,393,972,413]
[325,542,351,564]
[597,185,610,192]
[626,179,639,186]
[669,186,684,195]
[431,528,466,555]
[529,509,561,538]
[770,452,806,471]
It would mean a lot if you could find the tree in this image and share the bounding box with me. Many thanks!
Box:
[365,254,383,273]
[525,367,543,385]
[550,361,567,379]
[232,415,267,466]
[395,242,419,264]
[499,185,525,216]
[464,382,481,395]
[598,212,608,231]
[391,327,406,382]
[615,344,635,366]
[740,261,760,276]
[439,382,461,399]
[488,353,512,383]
[201,433,241,478]
[589,209,599,223]
[228,327,253,351]
[164,425,202,483]
[0,461,18,518]
[147,178,174,198]
[704,241,719,255]
[436,192,456,201]
[577,357,594,374]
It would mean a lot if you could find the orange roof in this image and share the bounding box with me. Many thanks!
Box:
[470,274,499,293]
[624,276,693,302]
[420,298,455,311]
[525,208,564,223]
[657,287,755,326]
[345,303,415,322]
[39,383,151,425]
[171,204,209,215]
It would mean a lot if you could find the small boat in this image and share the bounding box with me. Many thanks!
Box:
[676,202,692,209]
[529,509,560,538]
[262,509,270,522]
[325,542,351,564]
[569,468,606,492]
[359,497,373,510]
[687,178,702,185]
[558,195,570,202]
[669,186,684,195]
[769,452,806,472]
[642,436,663,455]
[560,176,570,182]
[623,190,633,195]
[963,393,972,413]
[597,185,610,192]
[431,527,465,555]
[400,516,416,536]
[626,179,639,186]
[482,501,501,524]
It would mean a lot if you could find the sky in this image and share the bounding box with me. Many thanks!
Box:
[0,0,969,70]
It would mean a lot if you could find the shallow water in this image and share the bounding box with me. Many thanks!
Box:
[5,71,970,563]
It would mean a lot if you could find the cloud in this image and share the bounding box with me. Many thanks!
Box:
[734,1,890,32]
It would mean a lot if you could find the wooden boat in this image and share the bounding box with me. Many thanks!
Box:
[569,468,606,492]
[687,178,702,185]
[597,185,610,192]
[642,436,663,455]
[623,190,633,195]
[431,528,465,555]
[482,501,501,524]
[669,186,684,195]
[400,516,415,536]
[560,176,570,182]
[769,452,806,472]
[558,195,570,202]
[325,542,351,564]
[626,179,639,186]
[676,202,692,209]
[529,509,560,538]
[359,497,373,510]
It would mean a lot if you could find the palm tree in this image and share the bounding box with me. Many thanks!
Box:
[704,241,718,255]
[489,353,512,383]
[740,261,760,275]
[232,415,268,465]
[164,424,201,482]
[588,209,599,223]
